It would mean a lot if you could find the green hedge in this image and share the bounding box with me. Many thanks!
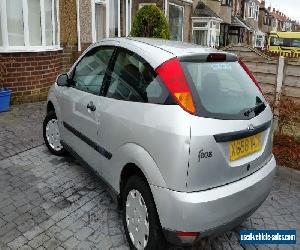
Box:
[130,5,170,39]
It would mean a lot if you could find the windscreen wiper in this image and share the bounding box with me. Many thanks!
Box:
[244,102,266,117]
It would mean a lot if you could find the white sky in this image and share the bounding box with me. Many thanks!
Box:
[265,0,300,22]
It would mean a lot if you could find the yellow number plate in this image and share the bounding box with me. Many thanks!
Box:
[229,133,262,161]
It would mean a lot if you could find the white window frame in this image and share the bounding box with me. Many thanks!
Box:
[0,0,60,52]
[248,2,255,18]
[169,3,184,42]
[254,32,265,49]
[138,2,155,10]
[191,17,221,48]
[92,0,121,42]
[125,0,132,36]
[255,5,259,21]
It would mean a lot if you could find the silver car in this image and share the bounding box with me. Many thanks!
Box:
[43,38,276,249]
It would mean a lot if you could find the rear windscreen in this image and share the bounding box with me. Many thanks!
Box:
[181,61,266,120]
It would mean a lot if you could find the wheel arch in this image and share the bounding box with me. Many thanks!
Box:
[120,163,148,197]
[113,143,166,194]
[46,101,55,114]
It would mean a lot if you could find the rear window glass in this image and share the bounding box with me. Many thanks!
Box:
[181,61,265,120]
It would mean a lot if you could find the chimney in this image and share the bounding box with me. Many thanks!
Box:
[273,8,275,12]
[276,10,279,15]
[261,1,265,7]
[268,6,271,11]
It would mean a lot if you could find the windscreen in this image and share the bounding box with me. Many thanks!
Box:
[181,61,266,120]
[270,37,300,48]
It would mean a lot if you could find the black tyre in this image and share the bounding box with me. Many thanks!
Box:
[43,111,66,156]
[122,175,166,250]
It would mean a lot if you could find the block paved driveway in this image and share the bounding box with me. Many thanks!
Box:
[0,102,299,250]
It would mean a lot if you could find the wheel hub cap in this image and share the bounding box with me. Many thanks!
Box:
[46,119,63,151]
[126,189,149,249]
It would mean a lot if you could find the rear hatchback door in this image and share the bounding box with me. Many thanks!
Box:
[180,57,274,192]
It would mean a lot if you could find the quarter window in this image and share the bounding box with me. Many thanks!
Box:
[0,0,59,51]
[106,49,170,104]
[72,47,114,95]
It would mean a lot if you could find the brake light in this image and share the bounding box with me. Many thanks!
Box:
[155,58,196,114]
[207,53,226,62]
[239,59,265,96]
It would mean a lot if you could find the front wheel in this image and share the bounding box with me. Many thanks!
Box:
[122,175,166,250]
[43,111,65,156]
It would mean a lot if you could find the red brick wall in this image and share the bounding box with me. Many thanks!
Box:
[0,50,63,104]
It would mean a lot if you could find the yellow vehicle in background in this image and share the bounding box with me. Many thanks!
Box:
[268,32,300,56]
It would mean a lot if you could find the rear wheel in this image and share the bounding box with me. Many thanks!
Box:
[122,175,165,250]
[43,111,65,156]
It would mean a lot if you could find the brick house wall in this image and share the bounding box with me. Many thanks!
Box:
[60,0,79,72]
[0,51,63,104]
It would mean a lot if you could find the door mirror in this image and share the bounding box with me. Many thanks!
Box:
[56,73,70,87]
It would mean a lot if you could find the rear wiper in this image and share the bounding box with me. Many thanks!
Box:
[244,102,266,117]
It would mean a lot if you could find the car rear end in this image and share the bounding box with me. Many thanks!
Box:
[150,49,276,245]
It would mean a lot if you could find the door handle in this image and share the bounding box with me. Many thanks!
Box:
[87,102,96,112]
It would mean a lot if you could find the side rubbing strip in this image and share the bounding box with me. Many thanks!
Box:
[63,122,112,160]
[214,120,272,143]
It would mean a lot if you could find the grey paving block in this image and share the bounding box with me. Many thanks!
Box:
[28,233,50,249]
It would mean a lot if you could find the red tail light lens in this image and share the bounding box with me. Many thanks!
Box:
[238,59,265,96]
[155,58,196,114]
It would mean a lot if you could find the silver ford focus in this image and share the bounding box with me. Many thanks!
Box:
[43,37,276,249]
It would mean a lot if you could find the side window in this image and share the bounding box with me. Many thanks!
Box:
[72,47,114,95]
[106,49,170,104]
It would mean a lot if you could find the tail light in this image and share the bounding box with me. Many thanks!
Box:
[155,58,196,114]
[238,59,265,97]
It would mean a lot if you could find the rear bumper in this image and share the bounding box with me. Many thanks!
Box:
[150,155,276,245]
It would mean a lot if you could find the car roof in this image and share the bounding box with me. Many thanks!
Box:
[107,37,218,56]
[124,37,218,56]
[93,37,229,69]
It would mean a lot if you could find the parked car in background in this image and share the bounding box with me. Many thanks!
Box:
[43,38,276,249]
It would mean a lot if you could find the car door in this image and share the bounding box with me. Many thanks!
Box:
[94,47,175,187]
[58,46,115,174]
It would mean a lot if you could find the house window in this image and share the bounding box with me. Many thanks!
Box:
[169,3,183,41]
[221,0,232,6]
[192,19,220,48]
[255,34,264,48]
[95,1,106,41]
[0,17,2,46]
[0,0,60,51]
[138,3,155,9]
[93,0,120,41]
[248,2,255,18]
[255,5,259,21]
[193,30,208,46]
[109,0,119,37]
[28,0,42,46]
